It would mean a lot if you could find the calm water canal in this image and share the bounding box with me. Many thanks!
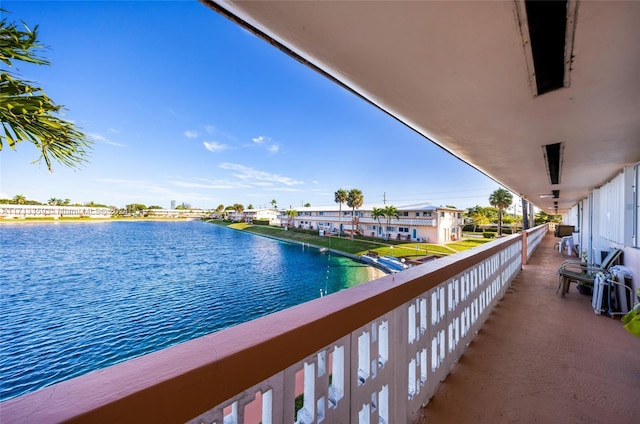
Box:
[0,220,381,401]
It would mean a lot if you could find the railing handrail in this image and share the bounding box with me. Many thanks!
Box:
[1,232,532,423]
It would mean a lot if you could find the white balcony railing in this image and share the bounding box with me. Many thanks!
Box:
[1,226,548,423]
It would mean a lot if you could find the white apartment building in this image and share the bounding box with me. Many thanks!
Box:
[279,204,464,244]
[144,209,209,219]
[227,208,280,225]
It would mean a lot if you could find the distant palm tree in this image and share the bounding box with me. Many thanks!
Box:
[233,203,244,221]
[346,189,364,240]
[489,188,513,236]
[383,205,400,240]
[371,207,385,238]
[48,197,59,206]
[334,189,348,237]
[270,199,277,209]
[1,17,92,171]
[215,204,224,218]
[286,209,298,227]
[13,194,26,204]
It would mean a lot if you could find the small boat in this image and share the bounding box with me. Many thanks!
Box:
[377,256,409,273]
[360,253,408,274]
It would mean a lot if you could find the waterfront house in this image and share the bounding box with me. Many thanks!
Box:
[281,204,463,244]
[3,1,639,423]
[143,208,209,219]
[228,208,280,225]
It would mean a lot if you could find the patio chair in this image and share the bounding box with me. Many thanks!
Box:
[557,248,623,297]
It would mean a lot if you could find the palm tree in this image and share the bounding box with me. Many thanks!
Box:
[1,17,92,171]
[215,204,224,218]
[48,197,59,206]
[489,188,513,236]
[286,209,298,227]
[371,207,385,238]
[233,203,244,221]
[383,205,400,240]
[346,189,364,240]
[13,194,26,205]
[270,199,277,209]
[334,189,348,237]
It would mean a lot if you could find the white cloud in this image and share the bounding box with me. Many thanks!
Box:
[203,141,228,152]
[271,187,303,192]
[89,133,124,147]
[250,136,280,153]
[171,178,252,190]
[267,144,280,153]
[184,130,199,138]
[97,178,172,195]
[219,163,303,186]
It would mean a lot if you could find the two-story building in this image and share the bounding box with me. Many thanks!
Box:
[279,204,463,244]
[227,208,280,225]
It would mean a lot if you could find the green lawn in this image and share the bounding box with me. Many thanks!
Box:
[207,220,493,259]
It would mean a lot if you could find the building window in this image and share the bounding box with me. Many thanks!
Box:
[440,212,445,218]
[319,211,324,216]
[423,211,432,217]
[415,212,420,217]
[401,212,409,217]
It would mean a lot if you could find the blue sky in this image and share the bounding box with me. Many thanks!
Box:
[1,1,501,210]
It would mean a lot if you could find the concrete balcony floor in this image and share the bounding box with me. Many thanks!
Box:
[418,233,640,423]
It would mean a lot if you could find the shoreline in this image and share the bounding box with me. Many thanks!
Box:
[1,217,389,278]
[203,220,390,278]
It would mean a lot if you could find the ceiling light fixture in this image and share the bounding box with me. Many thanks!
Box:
[543,142,564,185]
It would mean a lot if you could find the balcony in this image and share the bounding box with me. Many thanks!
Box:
[4,224,635,422]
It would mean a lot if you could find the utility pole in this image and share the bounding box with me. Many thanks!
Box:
[383,192,386,205]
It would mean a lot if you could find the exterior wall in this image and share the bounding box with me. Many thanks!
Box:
[565,163,640,297]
